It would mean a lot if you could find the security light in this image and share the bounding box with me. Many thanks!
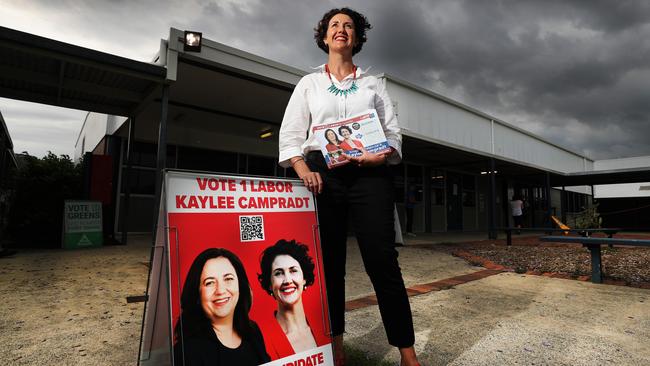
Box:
[184,31,202,52]
[259,130,273,139]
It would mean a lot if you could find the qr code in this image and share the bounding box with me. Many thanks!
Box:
[239,215,264,242]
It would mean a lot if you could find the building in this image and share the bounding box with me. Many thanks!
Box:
[74,28,630,239]
[593,156,650,228]
[0,111,18,242]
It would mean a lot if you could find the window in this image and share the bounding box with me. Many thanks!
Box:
[406,164,423,202]
[178,147,237,173]
[462,174,475,207]
[430,170,445,206]
[121,168,156,194]
[247,155,276,177]
[132,142,157,167]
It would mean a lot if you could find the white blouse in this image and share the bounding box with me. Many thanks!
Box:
[278,65,402,168]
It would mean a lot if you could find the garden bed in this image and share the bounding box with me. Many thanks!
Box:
[445,234,650,288]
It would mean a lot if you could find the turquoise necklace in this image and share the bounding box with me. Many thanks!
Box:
[325,64,358,97]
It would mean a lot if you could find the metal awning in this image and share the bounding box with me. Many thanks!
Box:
[0,26,166,116]
[552,167,650,186]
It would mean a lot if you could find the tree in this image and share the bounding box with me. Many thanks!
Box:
[7,152,82,247]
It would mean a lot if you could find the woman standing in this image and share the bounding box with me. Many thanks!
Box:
[174,248,270,366]
[510,195,524,233]
[278,8,421,366]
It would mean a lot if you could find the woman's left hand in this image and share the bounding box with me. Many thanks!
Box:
[344,148,391,167]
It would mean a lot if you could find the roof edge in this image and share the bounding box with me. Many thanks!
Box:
[0,26,166,79]
[378,72,594,163]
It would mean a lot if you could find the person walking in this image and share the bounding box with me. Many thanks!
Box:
[510,194,524,234]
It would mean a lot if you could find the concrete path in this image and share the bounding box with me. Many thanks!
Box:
[344,240,650,366]
[0,243,150,365]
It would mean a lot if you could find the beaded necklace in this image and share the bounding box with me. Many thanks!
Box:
[325,64,358,97]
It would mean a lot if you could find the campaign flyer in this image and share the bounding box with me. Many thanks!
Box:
[311,108,391,169]
[165,171,333,366]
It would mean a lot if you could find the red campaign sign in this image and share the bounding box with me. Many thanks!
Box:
[165,171,333,366]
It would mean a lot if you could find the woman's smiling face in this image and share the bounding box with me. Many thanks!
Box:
[324,13,356,53]
[326,130,338,144]
[270,254,306,306]
[199,257,240,322]
[340,128,352,139]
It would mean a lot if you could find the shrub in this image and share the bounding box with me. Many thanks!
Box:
[7,152,82,247]
[573,203,602,229]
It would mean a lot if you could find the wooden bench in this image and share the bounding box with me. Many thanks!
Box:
[539,236,650,284]
[503,227,621,246]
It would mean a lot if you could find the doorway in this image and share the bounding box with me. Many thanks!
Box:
[446,173,462,230]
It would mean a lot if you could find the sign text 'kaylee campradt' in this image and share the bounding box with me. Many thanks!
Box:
[175,178,311,210]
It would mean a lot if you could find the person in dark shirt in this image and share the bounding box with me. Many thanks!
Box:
[174,248,270,365]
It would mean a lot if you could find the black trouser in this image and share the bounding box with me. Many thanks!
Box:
[306,152,415,348]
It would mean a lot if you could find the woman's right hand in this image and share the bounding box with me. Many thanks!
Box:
[299,170,323,195]
[291,157,323,195]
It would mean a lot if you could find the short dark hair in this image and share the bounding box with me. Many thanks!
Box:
[174,248,255,343]
[258,239,316,296]
[314,8,372,55]
[338,125,352,136]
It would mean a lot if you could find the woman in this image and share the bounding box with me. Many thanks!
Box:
[174,248,270,366]
[324,128,345,163]
[257,239,324,359]
[338,125,364,152]
[278,7,422,366]
[510,195,524,233]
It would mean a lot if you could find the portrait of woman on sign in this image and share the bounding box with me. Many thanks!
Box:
[257,239,329,359]
[174,248,270,366]
[324,128,346,163]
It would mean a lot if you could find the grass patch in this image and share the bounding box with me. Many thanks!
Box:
[344,344,394,366]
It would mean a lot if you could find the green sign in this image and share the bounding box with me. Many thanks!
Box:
[62,200,103,249]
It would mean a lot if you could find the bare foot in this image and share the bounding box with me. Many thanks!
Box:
[333,335,345,365]
[399,346,421,366]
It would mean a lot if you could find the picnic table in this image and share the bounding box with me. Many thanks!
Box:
[503,227,622,246]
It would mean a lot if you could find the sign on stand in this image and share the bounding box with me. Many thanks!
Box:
[62,200,103,249]
[139,170,333,366]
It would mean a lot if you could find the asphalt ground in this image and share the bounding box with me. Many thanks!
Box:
[1,234,648,365]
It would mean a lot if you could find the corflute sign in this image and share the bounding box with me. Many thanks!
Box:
[62,200,103,249]
[166,171,334,366]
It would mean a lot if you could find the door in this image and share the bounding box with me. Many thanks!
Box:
[446,173,462,230]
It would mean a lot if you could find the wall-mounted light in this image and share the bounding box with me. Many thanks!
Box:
[259,130,273,139]
[480,170,498,175]
[184,31,202,52]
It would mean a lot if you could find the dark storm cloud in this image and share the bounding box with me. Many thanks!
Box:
[346,0,650,159]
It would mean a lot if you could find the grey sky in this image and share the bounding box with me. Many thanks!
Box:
[1,0,649,159]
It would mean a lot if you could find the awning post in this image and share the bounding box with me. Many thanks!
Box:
[488,158,497,239]
[121,116,135,245]
[545,172,552,228]
[152,85,169,243]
